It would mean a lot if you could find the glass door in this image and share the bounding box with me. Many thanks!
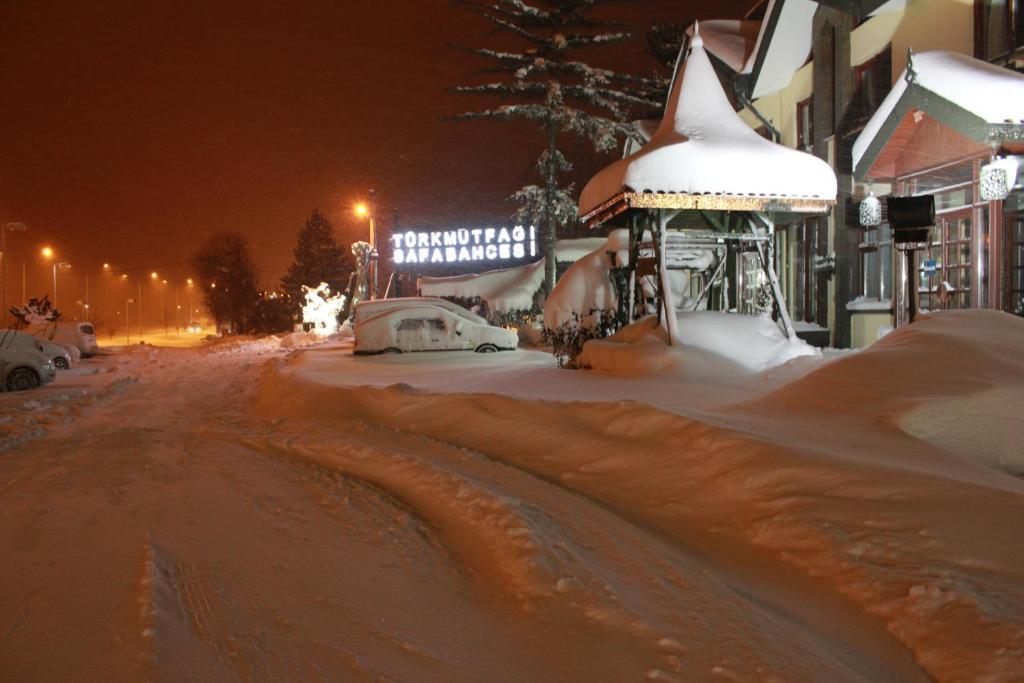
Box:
[1008,213,1024,315]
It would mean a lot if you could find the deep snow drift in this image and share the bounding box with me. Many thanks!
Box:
[579,311,819,374]
[1,310,1022,681]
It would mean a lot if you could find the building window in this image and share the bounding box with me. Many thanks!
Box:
[896,157,990,311]
[796,98,813,151]
[852,46,892,123]
[859,223,893,301]
[920,214,973,310]
[1007,213,1024,314]
[976,0,1024,62]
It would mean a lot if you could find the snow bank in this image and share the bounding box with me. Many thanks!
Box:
[419,260,543,313]
[676,311,819,370]
[543,232,627,331]
[264,314,1024,681]
[417,238,608,313]
[204,332,325,356]
[579,311,819,375]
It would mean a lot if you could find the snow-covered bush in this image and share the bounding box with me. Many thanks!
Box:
[542,233,628,366]
[436,295,534,330]
[544,309,618,368]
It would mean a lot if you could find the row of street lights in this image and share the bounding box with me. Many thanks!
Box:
[23,243,203,335]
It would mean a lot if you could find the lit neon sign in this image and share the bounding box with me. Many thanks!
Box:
[391,226,537,266]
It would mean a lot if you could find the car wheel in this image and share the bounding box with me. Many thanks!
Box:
[53,356,70,370]
[381,347,403,354]
[6,367,40,392]
[475,344,498,353]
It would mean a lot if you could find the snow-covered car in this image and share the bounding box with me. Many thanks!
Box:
[353,297,488,326]
[354,304,517,355]
[26,322,99,357]
[0,346,57,392]
[0,330,74,369]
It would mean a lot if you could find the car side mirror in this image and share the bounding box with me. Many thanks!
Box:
[455,322,464,336]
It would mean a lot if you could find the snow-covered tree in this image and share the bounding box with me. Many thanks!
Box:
[643,22,687,105]
[280,209,353,314]
[453,0,660,296]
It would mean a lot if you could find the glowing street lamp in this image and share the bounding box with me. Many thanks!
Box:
[354,190,377,299]
[41,246,53,259]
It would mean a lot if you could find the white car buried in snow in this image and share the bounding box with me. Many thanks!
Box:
[354,302,517,355]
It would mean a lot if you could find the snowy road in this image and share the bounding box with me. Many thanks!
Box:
[2,312,1023,681]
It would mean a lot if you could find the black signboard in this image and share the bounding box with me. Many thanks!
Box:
[888,195,935,244]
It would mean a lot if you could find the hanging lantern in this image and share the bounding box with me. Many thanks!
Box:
[859,192,882,227]
[980,157,1017,201]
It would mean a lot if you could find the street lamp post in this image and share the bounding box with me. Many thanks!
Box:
[138,280,143,342]
[160,279,167,333]
[187,278,194,327]
[52,261,70,310]
[126,298,135,345]
[2,222,27,317]
[355,190,378,299]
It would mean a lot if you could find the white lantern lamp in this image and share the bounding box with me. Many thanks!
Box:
[859,191,882,227]
[980,157,1017,201]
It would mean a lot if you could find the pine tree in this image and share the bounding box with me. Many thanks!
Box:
[644,22,687,104]
[280,209,353,313]
[453,0,661,297]
[191,232,260,333]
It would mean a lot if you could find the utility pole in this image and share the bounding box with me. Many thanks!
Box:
[2,223,27,317]
[126,298,134,345]
[369,189,378,300]
[137,281,142,342]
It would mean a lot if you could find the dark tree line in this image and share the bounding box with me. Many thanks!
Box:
[190,210,353,334]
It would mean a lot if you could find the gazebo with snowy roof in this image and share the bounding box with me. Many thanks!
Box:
[577,27,837,342]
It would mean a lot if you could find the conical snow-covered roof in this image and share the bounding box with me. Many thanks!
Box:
[578,27,837,224]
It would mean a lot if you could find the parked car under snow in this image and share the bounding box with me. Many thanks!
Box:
[1,330,74,369]
[0,347,57,392]
[353,301,517,355]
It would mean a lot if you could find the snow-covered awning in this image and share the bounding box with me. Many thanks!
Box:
[736,0,901,100]
[738,0,816,99]
[578,28,837,226]
[853,50,1024,181]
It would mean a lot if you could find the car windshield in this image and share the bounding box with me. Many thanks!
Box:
[80,325,95,335]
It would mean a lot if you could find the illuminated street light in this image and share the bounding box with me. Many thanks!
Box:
[41,246,54,259]
[102,263,110,271]
[354,190,378,299]
[150,271,158,280]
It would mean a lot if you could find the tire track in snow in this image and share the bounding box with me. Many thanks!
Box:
[252,421,903,682]
[256,373,945,682]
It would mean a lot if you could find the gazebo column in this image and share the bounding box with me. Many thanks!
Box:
[746,213,797,341]
[656,209,681,342]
